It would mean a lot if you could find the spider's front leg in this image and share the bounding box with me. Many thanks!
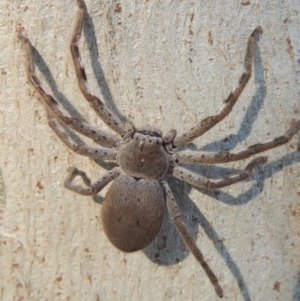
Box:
[65,166,121,195]
[175,26,263,146]
[18,33,119,148]
[162,181,223,298]
[71,0,132,136]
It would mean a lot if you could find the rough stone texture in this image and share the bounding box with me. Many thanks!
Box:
[0,0,299,300]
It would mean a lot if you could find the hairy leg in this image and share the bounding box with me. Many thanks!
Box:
[172,157,267,189]
[47,112,117,160]
[174,120,300,164]
[175,26,263,146]
[19,33,119,148]
[65,166,121,195]
[71,0,131,136]
[161,181,223,298]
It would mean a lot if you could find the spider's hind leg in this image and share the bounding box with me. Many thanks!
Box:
[161,181,223,298]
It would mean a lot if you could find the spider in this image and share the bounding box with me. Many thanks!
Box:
[19,0,300,298]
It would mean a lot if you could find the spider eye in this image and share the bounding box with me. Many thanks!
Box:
[138,129,162,137]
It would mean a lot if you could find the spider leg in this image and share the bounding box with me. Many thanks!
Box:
[71,0,131,136]
[19,33,119,148]
[161,181,223,298]
[65,166,121,195]
[174,120,300,164]
[175,26,263,146]
[47,111,117,160]
[172,156,267,189]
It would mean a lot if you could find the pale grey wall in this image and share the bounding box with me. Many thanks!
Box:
[0,0,299,300]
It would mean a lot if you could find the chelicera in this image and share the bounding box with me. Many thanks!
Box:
[19,0,300,298]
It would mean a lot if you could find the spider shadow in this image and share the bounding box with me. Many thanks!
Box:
[188,36,266,154]
[81,1,126,123]
[30,0,125,124]
[294,273,300,301]
[195,147,300,205]
[143,173,258,299]
[143,43,300,300]
[23,9,131,206]
[27,2,128,137]
[30,42,117,205]
[26,3,133,180]
[143,146,300,301]
[27,12,300,300]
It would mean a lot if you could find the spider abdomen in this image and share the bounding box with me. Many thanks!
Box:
[101,175,165,252]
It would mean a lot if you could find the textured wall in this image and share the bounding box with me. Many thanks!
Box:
[0,0,300,300]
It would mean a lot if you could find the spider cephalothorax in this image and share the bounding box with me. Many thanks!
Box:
[118,129,173,180]
[19,0,300,298]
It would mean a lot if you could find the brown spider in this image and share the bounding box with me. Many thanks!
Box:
[19,0,300,298]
